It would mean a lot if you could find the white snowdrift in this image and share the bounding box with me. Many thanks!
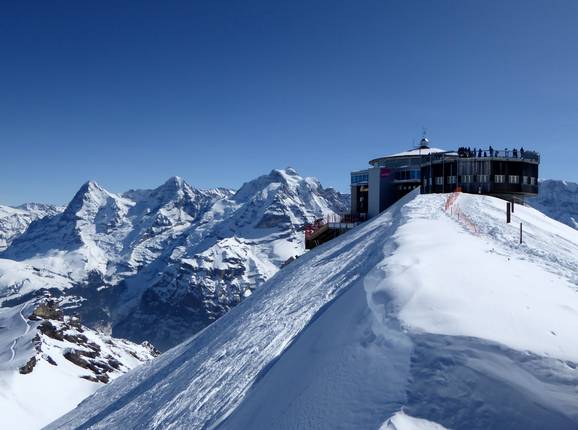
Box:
[380,411,447,430]
[46,191,578,429]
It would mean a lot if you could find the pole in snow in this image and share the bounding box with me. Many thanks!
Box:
[506,202,511,223]
[520,222,523,244]
[511,199,515,213]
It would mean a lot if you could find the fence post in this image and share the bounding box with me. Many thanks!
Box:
[506,202,511,223]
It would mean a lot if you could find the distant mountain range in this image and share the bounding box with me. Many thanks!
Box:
[0,168,349,351]
[527,179,578,230]
[0,203,63,251]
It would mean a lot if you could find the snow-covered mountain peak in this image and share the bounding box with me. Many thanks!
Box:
[231,168,347,221]
[156,176,188,197]
[64,180,127,215]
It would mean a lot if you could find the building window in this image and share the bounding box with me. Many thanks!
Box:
[530,177,536,185]
[522,176,529,184]
[423,178,427,187]
[495,175,505,183]
[509,175,519,184]
[447,176,457,184]
[478,175,489,183]
[462,175,473,183]
[351,174,368,185]
[435,177,444,185]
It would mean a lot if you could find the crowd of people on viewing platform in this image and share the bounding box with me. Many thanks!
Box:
[456,146,533,159]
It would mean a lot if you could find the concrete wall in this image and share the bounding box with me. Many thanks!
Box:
[368,167,382,218]
[350,186,358,215]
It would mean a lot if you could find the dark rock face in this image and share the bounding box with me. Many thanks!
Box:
[32,300,64,321]
[19,356,37,374]
[21,298,157,384]
[39,321,64,341]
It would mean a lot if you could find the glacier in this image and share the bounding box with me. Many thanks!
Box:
[46,190,578,429]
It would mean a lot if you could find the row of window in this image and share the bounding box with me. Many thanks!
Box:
[351,174,369,184]
[398,184,420,191]
[425,175,537,186]
[394,169,421,181]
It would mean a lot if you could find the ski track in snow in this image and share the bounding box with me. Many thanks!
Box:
[8,303,31,362]
[8,339,17,361]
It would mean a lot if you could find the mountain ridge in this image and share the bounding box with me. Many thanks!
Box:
[0,169,349,350]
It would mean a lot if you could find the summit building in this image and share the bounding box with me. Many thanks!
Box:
[350,138,540,219]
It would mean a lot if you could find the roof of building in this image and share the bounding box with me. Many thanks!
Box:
[385,147,447,157]
[369,146,448,165]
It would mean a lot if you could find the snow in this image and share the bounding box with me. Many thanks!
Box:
[0,259,73,305]
[0,203,62,251]
[380,411,447,430]
[0,300,156,430]
[374,192,578,361]
[528,179,578,230]
[46,190,578,429]
[377,147,449,159]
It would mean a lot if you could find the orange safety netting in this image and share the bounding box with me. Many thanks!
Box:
[444,192,479,235]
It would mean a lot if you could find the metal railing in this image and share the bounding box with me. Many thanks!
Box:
[304,213,365,241]
[456,147,540,162]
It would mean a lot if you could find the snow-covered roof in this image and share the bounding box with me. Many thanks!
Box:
[368,146,449,165]
[378,147,447,159]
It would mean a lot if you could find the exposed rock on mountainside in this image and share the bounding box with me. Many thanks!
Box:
[0,297,157,430]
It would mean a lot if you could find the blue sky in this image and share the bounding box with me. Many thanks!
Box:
[1,0,577,205]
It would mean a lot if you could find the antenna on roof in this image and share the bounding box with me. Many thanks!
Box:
[419,127,429,149]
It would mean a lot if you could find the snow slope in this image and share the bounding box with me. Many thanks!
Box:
[0,203,63,251]
[0,298,157,430]
[47,191,578,429]
[528,179,578,230]
[0,169,349,350]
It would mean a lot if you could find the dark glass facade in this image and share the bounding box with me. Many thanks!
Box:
[420,155,539,201]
